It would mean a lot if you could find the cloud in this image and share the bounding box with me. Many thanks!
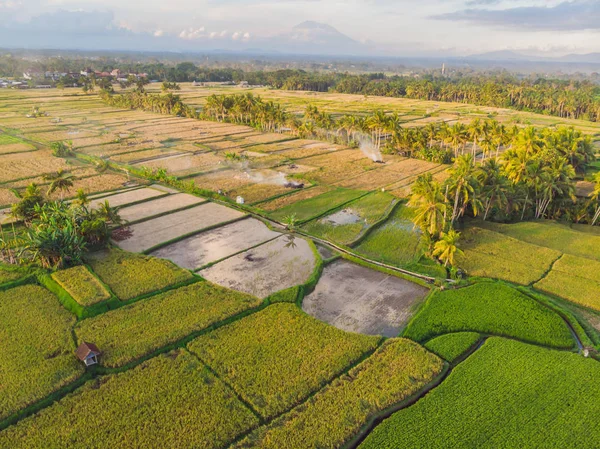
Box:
[179,26,206,40]
[433,0,600,31]
[153,29,164,37]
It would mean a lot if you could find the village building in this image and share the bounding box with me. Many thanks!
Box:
[75,342,101,366]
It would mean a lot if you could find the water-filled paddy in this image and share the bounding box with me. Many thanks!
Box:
[303,260,428,337]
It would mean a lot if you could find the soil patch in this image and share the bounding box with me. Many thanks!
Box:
[119,193,205,222]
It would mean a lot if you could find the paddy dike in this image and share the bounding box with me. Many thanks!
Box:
[199,235,316,298]
[303,260,428,337]
[118,193,205,223]
[151,218,280,270]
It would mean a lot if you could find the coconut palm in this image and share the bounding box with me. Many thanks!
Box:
[446,154,481,224]
[591,172,600,226]
[44,170,75,200]
[433,229,464,268]
[408,174,448,243]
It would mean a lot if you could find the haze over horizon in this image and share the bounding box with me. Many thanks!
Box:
[2,1,600,58]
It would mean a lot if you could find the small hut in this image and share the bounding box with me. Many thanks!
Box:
[75,342,101,366]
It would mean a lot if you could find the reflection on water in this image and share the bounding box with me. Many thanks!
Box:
[323,209,362,226]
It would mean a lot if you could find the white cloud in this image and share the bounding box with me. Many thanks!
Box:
[179,26,205,40]
[153,29,164,37]
[232,31,240,40]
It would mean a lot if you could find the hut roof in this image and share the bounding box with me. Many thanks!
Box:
[75,342,101,361]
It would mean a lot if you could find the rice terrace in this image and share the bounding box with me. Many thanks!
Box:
[2,47,600,448]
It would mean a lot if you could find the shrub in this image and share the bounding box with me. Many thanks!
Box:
[235,339,443,449]
[75,281,263,367]
[188,304,380,419]
[360,338,600,449]
[424,332,481,363]
[0,351,259,448]
[85,249,194,301]
[0,285,83,421]
[403,282,574,349]
[52,265,111,306]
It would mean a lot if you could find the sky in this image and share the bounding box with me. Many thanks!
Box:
[2,0,600,56]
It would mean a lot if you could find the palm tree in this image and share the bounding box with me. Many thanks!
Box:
[433,230,464,268]
[408,174,448,243]
[467,119,485,158]
[515,126,542,155]
[591,172,600,226]
[72,189,90,209]
[446,154,481,224]
[445,123,468,158]
[479,159,509,220]
[44,170,75,200]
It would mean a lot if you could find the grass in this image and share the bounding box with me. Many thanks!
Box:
[235,339,444,449]
[188,303,381,419]
[268,188,365,222]
[355,204,420,265]
[0,265,27,285]
[424,332,481,363]
[403,282,574,349]
[459,226,561,285]
[0,350,259,449]
[75,281,263,368]
[0,134,23,145]
[85,248,194,301]
[481,220,600,262]
[301,191,396,246]
[0,285,83,421]
[535,254,600,311]
[360,338,600,449]
[51,265,111,306]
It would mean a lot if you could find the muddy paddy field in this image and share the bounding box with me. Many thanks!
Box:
[303,260,428,337]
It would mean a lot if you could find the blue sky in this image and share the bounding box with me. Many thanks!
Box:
[3,0,600,55]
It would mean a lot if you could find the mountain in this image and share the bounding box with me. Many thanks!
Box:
[466,50,546,62]
[269,21,364,56]
[558,53,600,64]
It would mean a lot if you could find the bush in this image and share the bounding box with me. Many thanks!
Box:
[424,332,481,363]
[403,282,574,349]
[0,285,83,421]
[85,249,194,301]
[52,266,111,306]
[188,303,380,419]
[360,338,600,449]
[235,339,443,449]
[75,281,263,367]
[0,351,259,448]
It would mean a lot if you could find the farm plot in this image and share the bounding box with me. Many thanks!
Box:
[75,281,262,367]
[136,152,225,176]
[0,350,259,449]
[0,285,83,421]
[235,339,443,449]
[0,188,18,207]
[0,265,28,285]
[302,192,396,245]
[424,332,482,363]
[118,193,205,223]
[89,187,165,209]
[403,282,574,349]
[85,249,194,301]
[355,205,421,265]
[303,260,428,337]
[535,254,600,311]
[268,188,365,222]
[200,235,316,298]
[108,148,183,164]
[188,303,380,419]
[458,226,561,285]
[52,265,111,306]
[114,202,245,253]
[0,143,37,155]
[257,185,332,211]
[360,338,600,449]
[152,218,280,270]
[302,150,382,185]
[0,150,70,183]
[480,220,600,262]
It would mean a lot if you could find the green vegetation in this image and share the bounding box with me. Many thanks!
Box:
[403,282,574,349]
[0,285,83,421]
[302,192,395,246]
[0,265,27,285]
[51,265,111,306]
[188,304,380,419]
[85,249,194,301]
[360,338,600,449]
[269,188,365,223]
[355,205,420,265]
[424,332,481,363]
[235,339,444,449]
[535,254,600,311]
[0,134,25,145]
[0,350,259,449]
[481,220,600,262]
[76,281,262,367]
[459,227,560,284]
